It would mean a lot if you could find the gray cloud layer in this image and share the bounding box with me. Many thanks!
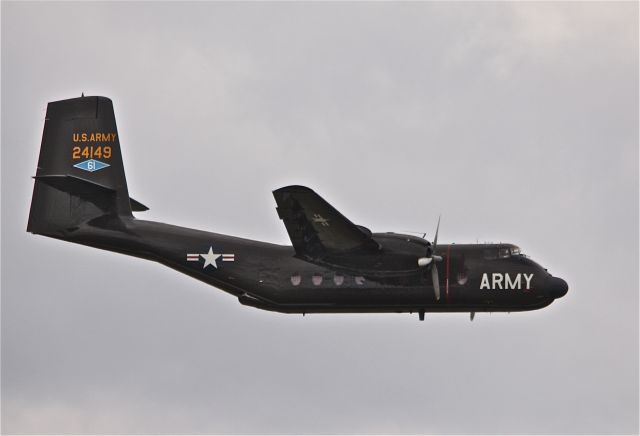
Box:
[2,2,638,434]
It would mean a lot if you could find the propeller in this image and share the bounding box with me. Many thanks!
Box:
[417,216,443,300]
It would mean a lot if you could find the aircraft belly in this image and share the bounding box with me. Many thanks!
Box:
[238,292,555,314]
[244,282,549,313]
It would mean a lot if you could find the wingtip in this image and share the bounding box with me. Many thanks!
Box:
[272,185,315,195]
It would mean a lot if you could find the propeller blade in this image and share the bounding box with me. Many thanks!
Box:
[433,215,441,248]
[431,263,440,301]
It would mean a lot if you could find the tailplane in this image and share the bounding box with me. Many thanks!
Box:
[27,96,146,236]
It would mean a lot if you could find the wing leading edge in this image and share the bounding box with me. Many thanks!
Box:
[273,185,380,259]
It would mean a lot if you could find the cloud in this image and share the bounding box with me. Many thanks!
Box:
[2,2,638,434]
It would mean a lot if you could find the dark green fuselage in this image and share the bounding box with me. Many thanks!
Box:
[56,217,567,316]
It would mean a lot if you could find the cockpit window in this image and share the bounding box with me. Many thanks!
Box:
[484,246,520,260]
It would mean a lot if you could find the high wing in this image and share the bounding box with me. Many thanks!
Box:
[273,185,380,259]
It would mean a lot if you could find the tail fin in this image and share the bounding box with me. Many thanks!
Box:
[27,96,146,236]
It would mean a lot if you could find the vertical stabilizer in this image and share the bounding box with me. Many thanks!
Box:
[27,96,133,236]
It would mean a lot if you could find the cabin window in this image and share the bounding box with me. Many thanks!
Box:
[511,247,521,256]
[457,271,468,285]
[355,276,365,285]
[312,274,323,286]
[290,274,301,286]
[333,274,344,286]
[498,248,510,259]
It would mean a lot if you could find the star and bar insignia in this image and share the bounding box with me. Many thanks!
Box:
[186,246,235,269]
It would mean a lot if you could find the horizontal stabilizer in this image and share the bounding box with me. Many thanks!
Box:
[35,174,148,212]
[35,174,115,193]
[129,197,149,212]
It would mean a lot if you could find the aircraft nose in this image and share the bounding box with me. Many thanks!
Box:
[548,277,568,298]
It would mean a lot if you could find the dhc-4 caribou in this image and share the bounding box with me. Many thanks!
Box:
[28,96,568,321]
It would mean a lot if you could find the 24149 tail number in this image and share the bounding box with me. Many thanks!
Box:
[72,146,112,160]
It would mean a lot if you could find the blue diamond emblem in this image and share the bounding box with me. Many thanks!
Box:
[74,159,110,172]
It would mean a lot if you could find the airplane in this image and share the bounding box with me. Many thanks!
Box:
[27,96,568,321]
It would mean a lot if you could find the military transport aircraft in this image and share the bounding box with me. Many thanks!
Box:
[28,96,568,321]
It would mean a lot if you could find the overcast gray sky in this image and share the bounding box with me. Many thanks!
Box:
[2,2,638,434]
